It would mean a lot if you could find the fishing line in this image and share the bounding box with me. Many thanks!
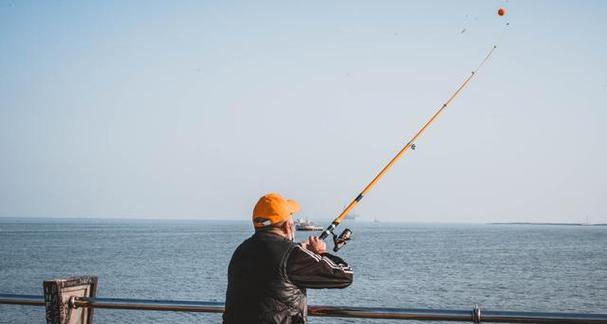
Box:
[319,7,511,249]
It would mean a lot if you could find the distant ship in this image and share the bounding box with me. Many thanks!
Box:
[295,218,323,231]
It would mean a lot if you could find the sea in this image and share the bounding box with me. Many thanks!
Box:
[0,219,605,323]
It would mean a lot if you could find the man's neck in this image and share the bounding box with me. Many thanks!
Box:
[257,227,288,239]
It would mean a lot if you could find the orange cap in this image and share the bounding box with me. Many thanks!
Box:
[252,193,300,228]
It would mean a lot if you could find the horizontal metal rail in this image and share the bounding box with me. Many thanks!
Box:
[1,293,606,323]
[73,296,224,313]
[0,294,44,306]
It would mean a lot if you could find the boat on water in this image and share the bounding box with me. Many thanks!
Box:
[295,218,323,231]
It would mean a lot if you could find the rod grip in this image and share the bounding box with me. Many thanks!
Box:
[319,223,336,241]
[319,231,329,240]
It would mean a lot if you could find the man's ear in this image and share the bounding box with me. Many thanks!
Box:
[280,221,290,233]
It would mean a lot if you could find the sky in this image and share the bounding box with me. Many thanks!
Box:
[1,1,606,223]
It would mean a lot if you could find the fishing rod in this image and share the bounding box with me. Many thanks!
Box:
[320,43,500,252]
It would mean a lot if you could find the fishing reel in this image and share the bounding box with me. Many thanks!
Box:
[329,228,352,252]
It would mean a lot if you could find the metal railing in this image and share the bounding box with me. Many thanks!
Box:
[0,294,44,306]
[2,293,606,323]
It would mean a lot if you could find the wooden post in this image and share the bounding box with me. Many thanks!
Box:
[43,276,97,324]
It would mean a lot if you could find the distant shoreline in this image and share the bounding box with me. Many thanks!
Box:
[1,217,605,226]
[490,222,607,226]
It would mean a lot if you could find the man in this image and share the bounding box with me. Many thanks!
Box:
[223,193,353,324]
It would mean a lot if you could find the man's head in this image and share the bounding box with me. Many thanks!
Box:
[252,193,300,239]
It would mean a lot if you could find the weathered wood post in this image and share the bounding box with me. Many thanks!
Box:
[43,276,97,324]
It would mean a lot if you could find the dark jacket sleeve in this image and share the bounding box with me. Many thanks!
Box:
[286,244,353,289]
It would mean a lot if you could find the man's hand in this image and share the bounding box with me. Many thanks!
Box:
[301,236,327,255]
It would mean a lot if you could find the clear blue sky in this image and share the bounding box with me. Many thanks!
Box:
[1,1,605,223]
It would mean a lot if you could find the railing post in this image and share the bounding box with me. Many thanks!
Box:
[43,276,97,324]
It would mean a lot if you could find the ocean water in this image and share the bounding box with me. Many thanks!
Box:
[0,219,606,323]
